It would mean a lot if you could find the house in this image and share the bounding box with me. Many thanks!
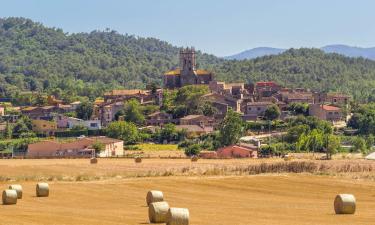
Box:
[203,93,242,114]
[281,91,314,104]
[245,102,274,117]
[95,101,124,126]
[175,125,214,136]
[27,136,124,158]
[326,93,350,106]
[255,81,282,99]
[216,145,258,158]
[21,106,57,120]
[179,115,214,127]
[31,120,58,136]
[103,89,160,104]
[163,47,214,89]
[309,104,342,121]
[57,116,101,130]
[146,111,176,126]
[209,81,247,99]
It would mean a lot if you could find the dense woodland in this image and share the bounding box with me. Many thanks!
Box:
[2,17,375,104]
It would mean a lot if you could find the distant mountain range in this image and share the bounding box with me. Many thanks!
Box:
[225,45,375,60]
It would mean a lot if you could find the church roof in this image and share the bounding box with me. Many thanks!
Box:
[164,68,211,76]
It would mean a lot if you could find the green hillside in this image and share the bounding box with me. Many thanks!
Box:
[1,17,375,103]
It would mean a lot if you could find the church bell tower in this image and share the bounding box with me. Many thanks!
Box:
[179,47,197,86]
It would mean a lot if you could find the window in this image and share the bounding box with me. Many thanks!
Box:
[90,123,98,128]
[257,107,261,111]
[248,107,252,111]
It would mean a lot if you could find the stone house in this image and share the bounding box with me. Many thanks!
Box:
[179,115,214,127]
[31,119,58,136]
[245,102,274,117]
[146,111,176,126]
[27,136,124,158]
[308,104,342,121]
[21,106,57,120]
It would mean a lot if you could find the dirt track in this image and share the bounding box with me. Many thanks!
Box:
[0,175,374,225]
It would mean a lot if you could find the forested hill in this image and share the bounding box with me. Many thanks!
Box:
[213,49,375,102]
[1,17,375,103]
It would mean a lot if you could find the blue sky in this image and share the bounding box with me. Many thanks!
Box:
[0,0,374,56]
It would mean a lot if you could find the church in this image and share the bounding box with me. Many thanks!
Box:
[163,47,214,89]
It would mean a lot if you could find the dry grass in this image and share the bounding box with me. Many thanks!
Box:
[0,175,374,224]
[0,158,375,182]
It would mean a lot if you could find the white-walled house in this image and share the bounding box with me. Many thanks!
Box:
[57,115,101,130]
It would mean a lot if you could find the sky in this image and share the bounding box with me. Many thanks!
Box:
[0,0,375,56]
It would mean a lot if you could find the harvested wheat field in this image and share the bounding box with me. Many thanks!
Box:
[0,158,375,224]
[0,175,374,225]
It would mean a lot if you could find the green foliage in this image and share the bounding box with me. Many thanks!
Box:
[124,99,145,125]
[92,141,105,155]
[12,116,34,138]
[351,136,368,154]
[287,103,309,116]
[153,123,185,143]
[2,18,375,102]
[76,101,93,120]
[106,121,139,144]
[219,109,244,146]
[326,134,341,159]
[264,104,281,121]
[174,85,209,115]
[184,144,201,157]
[347,103,375,135]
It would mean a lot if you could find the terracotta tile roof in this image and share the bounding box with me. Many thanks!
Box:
[256,82,279,87]
[104,89,146,96]
[321,105,340,111]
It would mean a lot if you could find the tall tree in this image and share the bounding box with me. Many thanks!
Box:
[219,109,244,147]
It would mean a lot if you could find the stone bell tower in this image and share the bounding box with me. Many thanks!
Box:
[179,47,197,86]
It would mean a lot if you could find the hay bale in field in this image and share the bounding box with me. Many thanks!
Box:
[9,184,23,199]
[166,207,189,225]
[90,157,98,164]
[334,194,356,214]
[2,189,18,205]
[135,156,142,163]
[36,183,49,197]
[148,201,170,223]
[191,156,199,162]
[146,190,164,205]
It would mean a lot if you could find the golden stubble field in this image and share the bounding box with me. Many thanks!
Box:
[0,158,374,225]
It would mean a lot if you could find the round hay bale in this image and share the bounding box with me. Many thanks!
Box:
[90,157,98,164]
[9,184,23,199]
[166,207,189,225]
[36,183,49,197]
[191,156,199,162]
[135,157,142,163]
[334,194,356,214]
[148,201,170,223]
[2,189,18,205]
[146,190,164,205]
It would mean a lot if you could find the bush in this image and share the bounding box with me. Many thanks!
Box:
[184,144,201,157]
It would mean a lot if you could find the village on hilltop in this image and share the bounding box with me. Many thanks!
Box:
[0,47,351,159]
